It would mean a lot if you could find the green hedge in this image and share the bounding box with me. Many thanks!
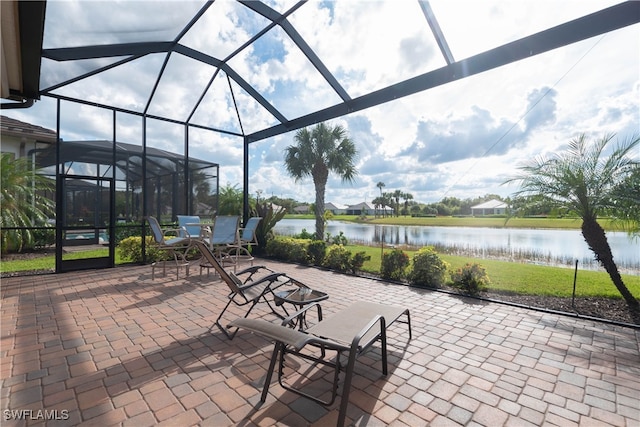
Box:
[265,237,370,274]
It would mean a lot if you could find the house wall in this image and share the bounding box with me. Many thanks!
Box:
[0,134,50,158]
[472,207,506,215]
[328,208,346,215]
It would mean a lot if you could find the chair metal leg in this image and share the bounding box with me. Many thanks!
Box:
[337,346,359,427]
[171,249,191,279]
[151,262,157,280]
[213,296,261,340]
[261,342,282,402]
[213,298,236,339]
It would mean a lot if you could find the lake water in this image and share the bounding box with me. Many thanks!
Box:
[274,219,640,272]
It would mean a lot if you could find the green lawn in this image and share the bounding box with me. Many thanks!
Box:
[352,244,640,299]
[1,249,124,273]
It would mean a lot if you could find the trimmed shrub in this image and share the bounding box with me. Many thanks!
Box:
[380,249,409,281]
[307,240,327,265]
[117,236,168,263]
[114,222,143,244]
[324,245,352,272]
[263,237,370,275]
[408,246,449,288]
[322,245,371,274]
[265,237,309,263]
[451,263,490,296]
[350,251,371,274]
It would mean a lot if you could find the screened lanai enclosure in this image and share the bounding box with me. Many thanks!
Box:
[29,136,219,272]
[1,0,638,273]
[21,126,220,272]
[34,139,219,223]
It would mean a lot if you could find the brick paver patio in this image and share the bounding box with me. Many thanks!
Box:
[1,259,639,426]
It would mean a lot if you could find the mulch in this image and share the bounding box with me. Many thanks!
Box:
[483,290,640,327]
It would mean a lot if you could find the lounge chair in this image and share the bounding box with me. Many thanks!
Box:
[194,241,301,339]
[230,301,412,427]
[147,216,192,279]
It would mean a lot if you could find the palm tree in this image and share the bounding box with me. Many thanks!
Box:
[381,192,393,217]
[506,133,639,308]
[403,192,414,216]
[376,181,385,197]
[284,122,358,240]
[217,183,243,215]
[0,154,55,253]
[371,196,383,218]
[392,190,403,217]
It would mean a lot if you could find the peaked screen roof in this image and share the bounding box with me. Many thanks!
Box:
[36,1,639,143]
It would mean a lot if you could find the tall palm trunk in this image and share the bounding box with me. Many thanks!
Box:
[313,164,328,241]
[314,181,326,240]
[582,218,639,308]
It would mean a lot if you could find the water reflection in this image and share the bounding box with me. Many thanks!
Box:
[274,219,640,272]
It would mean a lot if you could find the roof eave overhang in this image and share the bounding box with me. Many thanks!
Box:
[1,0,46,106]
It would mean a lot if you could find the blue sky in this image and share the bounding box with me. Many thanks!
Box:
[3,0,639,206]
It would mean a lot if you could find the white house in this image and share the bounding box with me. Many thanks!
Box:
[471,199,508,216]
[347,201,393,216]
[345,202,371,215]
[325,202,347,215]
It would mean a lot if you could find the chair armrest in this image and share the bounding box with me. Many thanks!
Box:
[162,227,184,237]
[235,227,247,241]
[238,272,289,291]
[351,315,385,351]
[283,277,309,290]
[236,265,276,280]
[178,225,193,238]
[281,302,323,328]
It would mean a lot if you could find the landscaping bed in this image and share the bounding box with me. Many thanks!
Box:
[482,290,640,326]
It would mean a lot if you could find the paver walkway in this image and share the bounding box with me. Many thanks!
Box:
[1,260,639,426]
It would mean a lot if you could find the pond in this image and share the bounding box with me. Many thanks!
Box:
[274,219,640,272]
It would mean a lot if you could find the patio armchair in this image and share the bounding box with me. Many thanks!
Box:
[201,215,241,272]
[147,216,192,279]
[177,215,210,241]
[226,216,261,266]
[230,301,412,427]
[194,241,299,339]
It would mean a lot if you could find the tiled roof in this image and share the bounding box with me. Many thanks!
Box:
[0,115,57,142]
[471,199,508,210]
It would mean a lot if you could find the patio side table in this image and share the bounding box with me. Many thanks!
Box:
[274,288,329,330]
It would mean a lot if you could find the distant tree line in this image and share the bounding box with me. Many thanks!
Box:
[221,184,616,220]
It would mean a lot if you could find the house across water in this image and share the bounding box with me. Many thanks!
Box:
[470,199,508,216]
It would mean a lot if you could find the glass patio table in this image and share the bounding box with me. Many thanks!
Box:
[274,287,329,330]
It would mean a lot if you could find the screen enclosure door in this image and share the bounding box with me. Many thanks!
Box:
[56,175,115,272]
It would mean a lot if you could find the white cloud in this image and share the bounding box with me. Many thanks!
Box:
[3,0,638,208]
